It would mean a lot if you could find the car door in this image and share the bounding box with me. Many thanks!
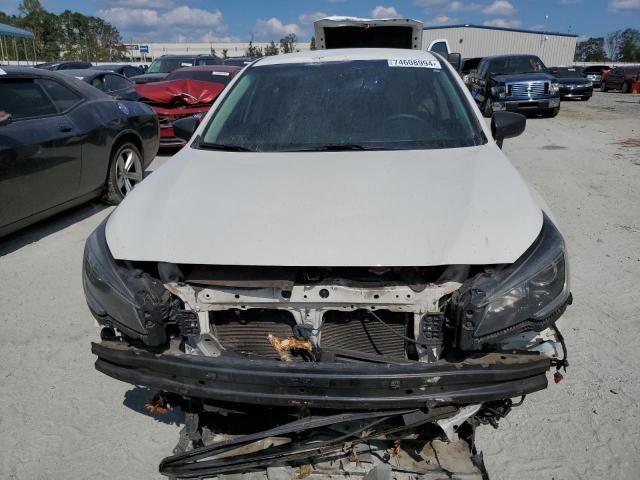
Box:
[0,76,83,230]
[607,67,623,89]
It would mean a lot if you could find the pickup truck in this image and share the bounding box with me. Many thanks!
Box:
[468,54,561,117]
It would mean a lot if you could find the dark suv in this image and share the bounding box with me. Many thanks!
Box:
[468,54,560,117]
[600,65,640,93]
[130,54,223,84]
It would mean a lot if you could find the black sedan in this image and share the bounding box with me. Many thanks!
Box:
[0,67,159,237]
[91,64,145,78]
[59,69,139,101]
[550,67,593,101]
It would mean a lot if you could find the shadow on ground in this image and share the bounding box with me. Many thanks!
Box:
[123,387,185,426]
[0,201,108,257]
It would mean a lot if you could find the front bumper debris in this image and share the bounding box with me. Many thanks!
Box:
[93,340,551,409]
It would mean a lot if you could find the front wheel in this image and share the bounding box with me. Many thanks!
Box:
[103,142,144,205]
[581,96,590,101]
[621,82,630,94]
[600,81,608,92]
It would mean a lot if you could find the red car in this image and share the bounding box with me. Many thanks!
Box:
[135,65,241,148]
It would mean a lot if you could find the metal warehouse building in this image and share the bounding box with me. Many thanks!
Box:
[422,24,577,67]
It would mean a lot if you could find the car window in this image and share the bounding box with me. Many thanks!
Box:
[37,79,83,112]
[88,75,108,91]
[429,41,449,57]
[106,74,132,91]
[0,79,59,119]
[201,59,485,152]
[197,57,222,66]
[487,56,547,75]
[123,67,139,77]
[165,69,233,85]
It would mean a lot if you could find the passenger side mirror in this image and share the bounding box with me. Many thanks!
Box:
[447,53,462,73]
[491,112,526,149]
[0,112,11,127]
[173,115,200,143]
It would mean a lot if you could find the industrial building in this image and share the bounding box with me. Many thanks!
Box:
[422,24,578,67]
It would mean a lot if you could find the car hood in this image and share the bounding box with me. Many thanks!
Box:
[106,145,543,266]
[489,72,555,83]
[556,77,590,85]
[135,79,225,105]
[131,73,168,84]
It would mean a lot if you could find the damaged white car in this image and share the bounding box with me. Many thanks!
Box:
[83,47,571,476]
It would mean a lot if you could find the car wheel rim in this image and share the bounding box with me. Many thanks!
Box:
[115,148,143,196]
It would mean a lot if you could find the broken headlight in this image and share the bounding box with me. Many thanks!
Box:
[453,213,570,349]
[83,218,175,346]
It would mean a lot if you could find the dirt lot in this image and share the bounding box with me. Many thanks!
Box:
[1,91,639,480]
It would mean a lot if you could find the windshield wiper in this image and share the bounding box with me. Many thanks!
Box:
[199,142,254,152]
[284,143,375,152]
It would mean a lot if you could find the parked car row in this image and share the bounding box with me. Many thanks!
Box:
[0,67,159,237]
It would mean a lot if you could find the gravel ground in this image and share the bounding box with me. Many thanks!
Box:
[0,91,639,480]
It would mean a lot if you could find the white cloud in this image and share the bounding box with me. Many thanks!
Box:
[371,5,402,18]
[529,24,544,30]
[298,12,329,24]
[98,6,227,41]
[425,15,458,25]
[106,0,174,8]
[444,1,482,11]
[98,8,160,29]
[560,0,582,4]
[483,18,522,28]
[609,0,640,9]
[254,17,301,40]
[482,1,516,15]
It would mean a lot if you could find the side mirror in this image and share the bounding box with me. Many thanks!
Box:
[447,52,462,73]
[173,115,200,143]
[491,111,526,149]
[0,112,12,127]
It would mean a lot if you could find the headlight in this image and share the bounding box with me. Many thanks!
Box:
[550,82,560,95]
[491,85,506,99]
[452,213,570,349]
[585,81,593,87]
[83,219,174,346]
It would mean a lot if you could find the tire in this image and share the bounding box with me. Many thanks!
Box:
[545,107,560,118]
[483,98,494,118]
[103,142,144,205]
[600,81,608,92]
[621,82,630,93]
[581,96,590,101]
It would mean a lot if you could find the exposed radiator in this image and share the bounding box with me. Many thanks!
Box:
[320,310,409,360]
[211,309,296,360]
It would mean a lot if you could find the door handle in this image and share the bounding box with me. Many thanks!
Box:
[60,126,73,133]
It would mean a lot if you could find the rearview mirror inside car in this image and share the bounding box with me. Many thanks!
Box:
[0,111,12,127]
[491,112,526,149]
[447,53,462,73]
[173,115,200,143]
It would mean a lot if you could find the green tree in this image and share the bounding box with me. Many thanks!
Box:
[279,33,296,54]
[221,48,229,59]
[574,37,607,62]
[310,36,316,51]
[264,40,279,56]
[245,40,263,57]
[618,28,640,62]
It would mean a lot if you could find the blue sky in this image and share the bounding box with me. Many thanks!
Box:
[2,0,639,42]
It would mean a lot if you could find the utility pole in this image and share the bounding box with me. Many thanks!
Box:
[540,15,549,62]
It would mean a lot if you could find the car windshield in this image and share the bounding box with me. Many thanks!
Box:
[552,68,585,78]
[147,58,194,74]
[165,70,233,85]
[200,59,486,152]
[488,56,547,75]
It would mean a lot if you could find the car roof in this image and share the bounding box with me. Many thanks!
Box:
[171,65,241,72]
[157,55,218,59]
[0,66,109,99]
[59,69,105,79]
[253,48,441,67]
[92,64,133,69]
